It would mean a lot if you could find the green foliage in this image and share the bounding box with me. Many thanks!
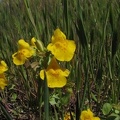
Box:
[102,103,112,115]
[101,103,120,120]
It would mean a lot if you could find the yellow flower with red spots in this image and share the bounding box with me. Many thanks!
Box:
[0,73,8,90]
[80,109,100,120]
[0,60,8,74]
[12,39,35,65]
[47,29,76,61]
[0,60,8,90]
[40,57,70,88]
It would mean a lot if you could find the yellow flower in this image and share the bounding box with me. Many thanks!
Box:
[18,39,35,56]
[80,109,100,120]
[12,51,27,65]
[0,61,8,90]
[0,61,8,74]
[12,39,35,65]
[0,73,8,90]
[64,112,75,120]
[40,57,70,88]
[31,37,37,48]
[47,29,76,61]
[18,39,30,49]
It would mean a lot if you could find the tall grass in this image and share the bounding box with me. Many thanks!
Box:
[0,0,120,119]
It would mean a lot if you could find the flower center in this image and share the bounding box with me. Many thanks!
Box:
[55,41,67,52]
[49,69,62,78]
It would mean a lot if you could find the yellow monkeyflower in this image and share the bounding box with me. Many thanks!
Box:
[12,39,35,65]
[18,39,30,49]
[40,57,70,88]
[0,61,8,74]
[18,39,35,56]
[0,73,8,90]
[47,28,76,61]
[31,37,37,48]
[12,51,27,65]
[80,109,100,120]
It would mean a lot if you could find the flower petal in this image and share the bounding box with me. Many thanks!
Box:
[51,28,66,43]
[31,37,36,47]
[40,70,45,80]
[46,69,67,88]
[21,49,34,58]
[47,40,76,61]
[47,57,60,70]
[40,57,69,88]
[87,109,94,117]
[0,74,8,90]
[18,39,30,49]
[0,61,8,74]
[47,28,76,61]
[61,69,70,77]
[93,117,100,120]
[80,111,91,120]
[12,52,26,65]
[80,109,100,120]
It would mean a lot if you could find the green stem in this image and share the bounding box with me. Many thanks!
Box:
[0,101,13,120]
[44,72,49,120]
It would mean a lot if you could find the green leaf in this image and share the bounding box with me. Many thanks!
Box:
[107,113,119,120]
[115,110,120,114]
[107,116,116,120]
[11,93,17,101]
[114,116,120,120]
[102,103,112,115]
[0,101,13,120]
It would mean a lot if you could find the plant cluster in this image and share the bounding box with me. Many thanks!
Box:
[0,0,120,120]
